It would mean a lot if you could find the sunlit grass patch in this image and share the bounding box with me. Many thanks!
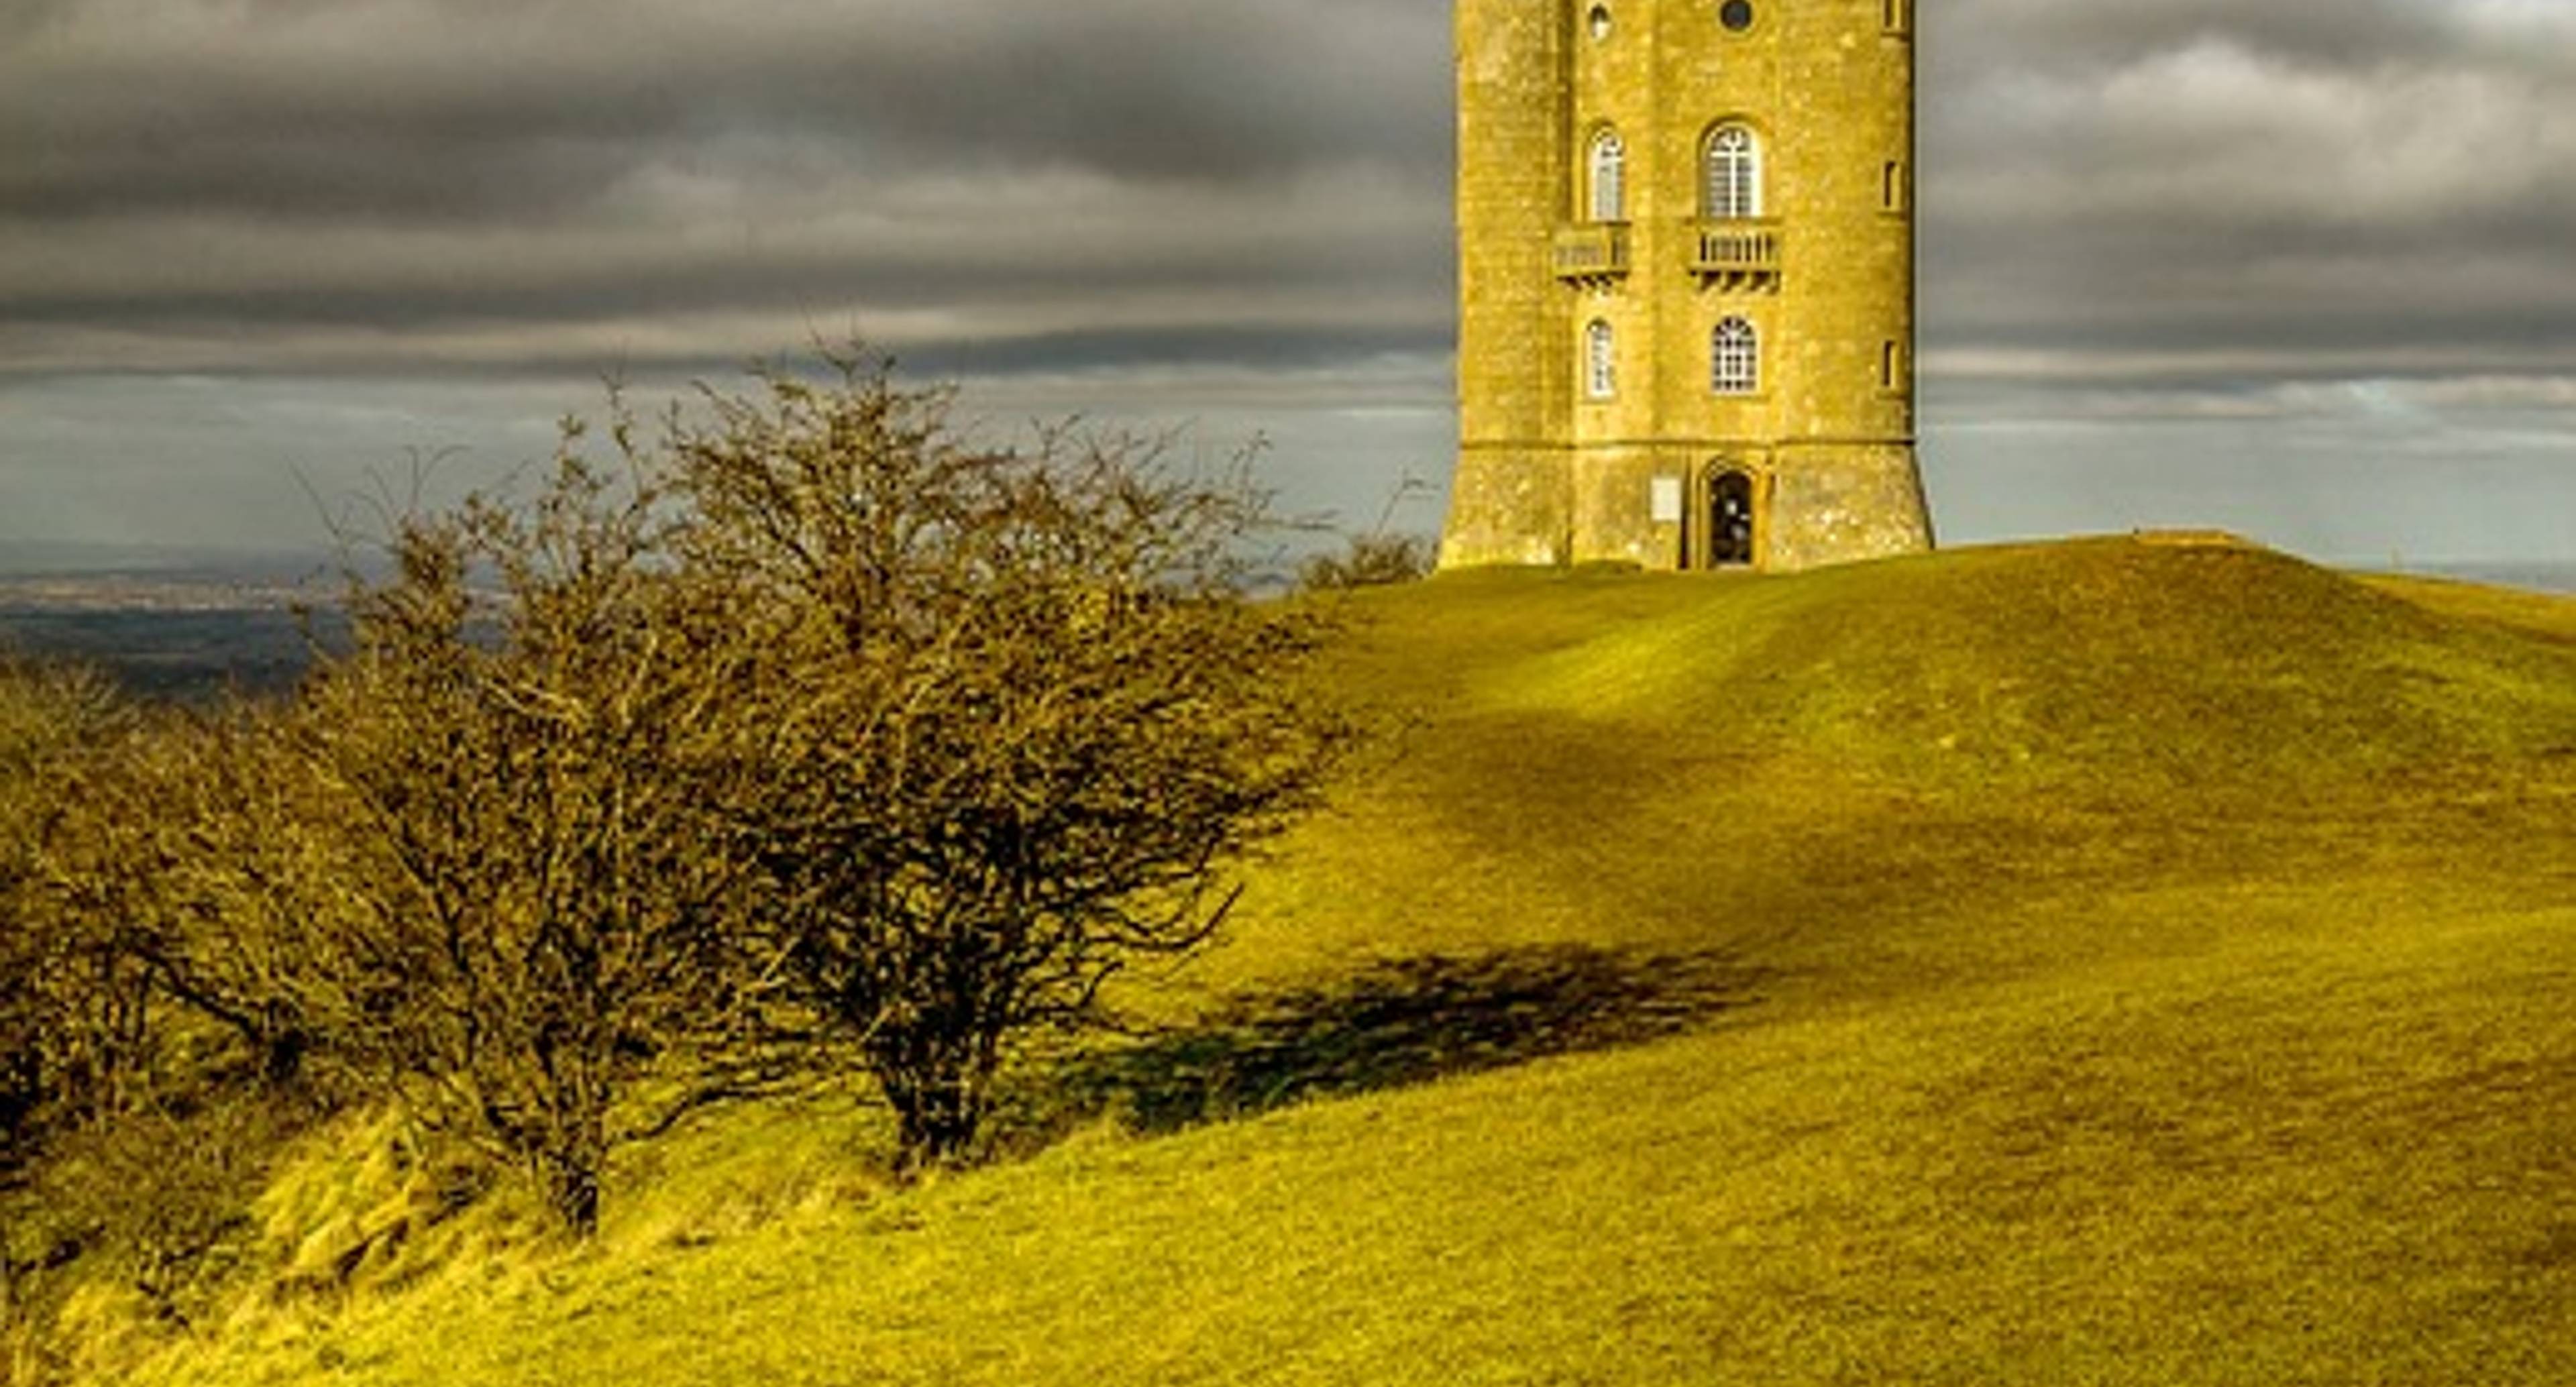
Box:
[66,539,2576,1386]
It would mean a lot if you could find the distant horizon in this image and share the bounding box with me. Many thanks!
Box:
[4,533,2573,596]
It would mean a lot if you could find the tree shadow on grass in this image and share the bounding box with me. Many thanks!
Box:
[1028,944,1768,1139]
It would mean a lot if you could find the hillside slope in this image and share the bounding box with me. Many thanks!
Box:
[75,539,2576,1386]
[1216,538,2576,997]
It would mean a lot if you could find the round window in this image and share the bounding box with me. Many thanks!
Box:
[1719,0,1754,32]
[1589,4,1613,40]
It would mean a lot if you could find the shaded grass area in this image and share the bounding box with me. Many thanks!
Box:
[50,539,2576,1386]
[1041,944,1764,1135]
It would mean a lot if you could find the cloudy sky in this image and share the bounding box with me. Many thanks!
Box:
[3,0,2572,567]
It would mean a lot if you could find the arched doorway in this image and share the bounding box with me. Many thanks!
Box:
[1708,469,1756,567]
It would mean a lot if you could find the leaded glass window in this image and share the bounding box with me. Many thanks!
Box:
[1713,317,1759,394]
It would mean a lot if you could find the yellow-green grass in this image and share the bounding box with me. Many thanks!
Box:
[78,538,2576,1385]
[1217,539,2576,1001]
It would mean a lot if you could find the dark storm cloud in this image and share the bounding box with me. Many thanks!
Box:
[0,0,1452,378]
[0,217,1444,329]
[1,0,2571,475]
[0,0,1448,223]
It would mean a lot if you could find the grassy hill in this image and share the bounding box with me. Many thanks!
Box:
[60,537,2576,1386]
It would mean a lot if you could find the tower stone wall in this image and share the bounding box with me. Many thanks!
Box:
[1444,0,1935,572]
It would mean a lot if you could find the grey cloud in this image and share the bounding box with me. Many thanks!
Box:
[10,0,2566,394]
[1939,0,2449,72]
[0,0,1452,380]
[1922,0,2576,413]
[0,0,1449,225]
[0,216,1449,330]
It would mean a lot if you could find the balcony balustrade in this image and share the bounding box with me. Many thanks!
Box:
[1551,223,1631,284]
[1549,221,1782,288]
[1690,219,1781,288]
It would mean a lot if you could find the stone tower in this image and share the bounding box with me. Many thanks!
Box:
[1442,0,1935,571]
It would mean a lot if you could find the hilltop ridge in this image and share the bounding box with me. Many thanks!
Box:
[1448,537,2576,786]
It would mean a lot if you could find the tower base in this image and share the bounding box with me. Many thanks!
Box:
[1440,443,1574,568]
[1440,441,1933,574]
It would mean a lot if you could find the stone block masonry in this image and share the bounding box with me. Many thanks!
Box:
[1444,0,1935,572]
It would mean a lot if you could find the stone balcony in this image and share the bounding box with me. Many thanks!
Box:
[1690,219,1782,288]
[1551,222,1631,285]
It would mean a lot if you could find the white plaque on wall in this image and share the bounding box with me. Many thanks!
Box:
[1649,476,1684,524]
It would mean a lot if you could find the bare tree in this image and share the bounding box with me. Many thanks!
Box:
[0,656,146,1177]
[190,450,794,1235]
[32,354,1352,1235]
[663,358,1354,1166]
[1299,472,1439,591]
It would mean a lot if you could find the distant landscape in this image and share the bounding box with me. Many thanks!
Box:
[3,543,2572,704]
[0,546,347,699]
[2427,561,2576,596]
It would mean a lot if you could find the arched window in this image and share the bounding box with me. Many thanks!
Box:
[1704,125,1761,220]
[1712,317,1759,395]
[1585,320,1617,399]
[1588,128,1626,223]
